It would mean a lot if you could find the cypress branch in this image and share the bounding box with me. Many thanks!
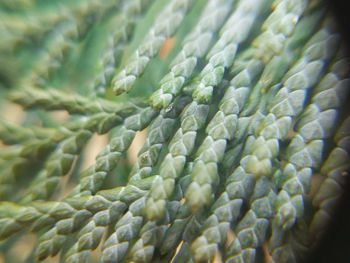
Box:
[0,0,349,262]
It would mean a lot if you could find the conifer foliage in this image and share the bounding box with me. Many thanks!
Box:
[0,0,349,262]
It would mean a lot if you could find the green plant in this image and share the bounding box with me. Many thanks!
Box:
[0,0,349,262]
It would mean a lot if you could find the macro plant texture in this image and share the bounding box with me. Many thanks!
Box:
[0,0,349,262]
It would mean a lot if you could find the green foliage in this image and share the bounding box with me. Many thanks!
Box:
[0,0,349,262]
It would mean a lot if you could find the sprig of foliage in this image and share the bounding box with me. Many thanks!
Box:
[0,0,349,262]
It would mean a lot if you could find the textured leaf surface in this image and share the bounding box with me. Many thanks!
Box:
[0,0,349,262]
